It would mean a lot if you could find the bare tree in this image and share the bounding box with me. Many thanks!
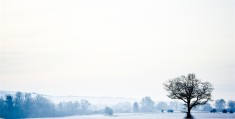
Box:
[163,73,213,118]
[133,102,139,112]
[140,96,155,112]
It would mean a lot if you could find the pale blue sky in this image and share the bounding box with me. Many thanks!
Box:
[0,0,234,101]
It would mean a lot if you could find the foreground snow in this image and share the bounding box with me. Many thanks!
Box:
[27,113,235,119]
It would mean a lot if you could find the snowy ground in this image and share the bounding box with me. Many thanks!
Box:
[26,113,235,119]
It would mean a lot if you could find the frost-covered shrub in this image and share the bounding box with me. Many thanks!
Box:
[210,108,217,113]
[167,109,174,113]
[104,107,113,116]
[222,109,227,113]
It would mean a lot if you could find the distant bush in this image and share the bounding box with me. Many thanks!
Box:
[222,109,227,113]
[104,107,113,116]
[229,110,234,113]
[210,108,217,113]
[167,109,174,113]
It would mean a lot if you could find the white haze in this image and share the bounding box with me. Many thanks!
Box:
[0,0,234,101]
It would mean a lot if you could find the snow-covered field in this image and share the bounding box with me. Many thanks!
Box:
[27,113,235,119]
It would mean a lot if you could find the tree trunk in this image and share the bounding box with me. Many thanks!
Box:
[186,110,191,118]
[186,102,192,118]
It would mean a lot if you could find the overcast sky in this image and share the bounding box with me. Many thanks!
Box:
[0,0,234,101]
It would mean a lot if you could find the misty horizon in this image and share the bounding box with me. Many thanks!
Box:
[1,0,235,104]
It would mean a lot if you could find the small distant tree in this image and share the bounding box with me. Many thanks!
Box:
[0,97,6,117]
[201,103,213,112]
[24,93,33,117]
[227,100,235,112]
[215,99,226,112]
[156,102,168,112]
[104,107,113,116]
[35,95,56,117]
[81,99,91,113]
[5,95,14,118]
[14,92,24,117]
[164,73,213,118]
[133,102,139,112]
[6,95,13,111]
[140,96,155,112]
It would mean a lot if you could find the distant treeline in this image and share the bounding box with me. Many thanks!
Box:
[0,92,95,119]
[0,92,234,119]
[208,99,235,113]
